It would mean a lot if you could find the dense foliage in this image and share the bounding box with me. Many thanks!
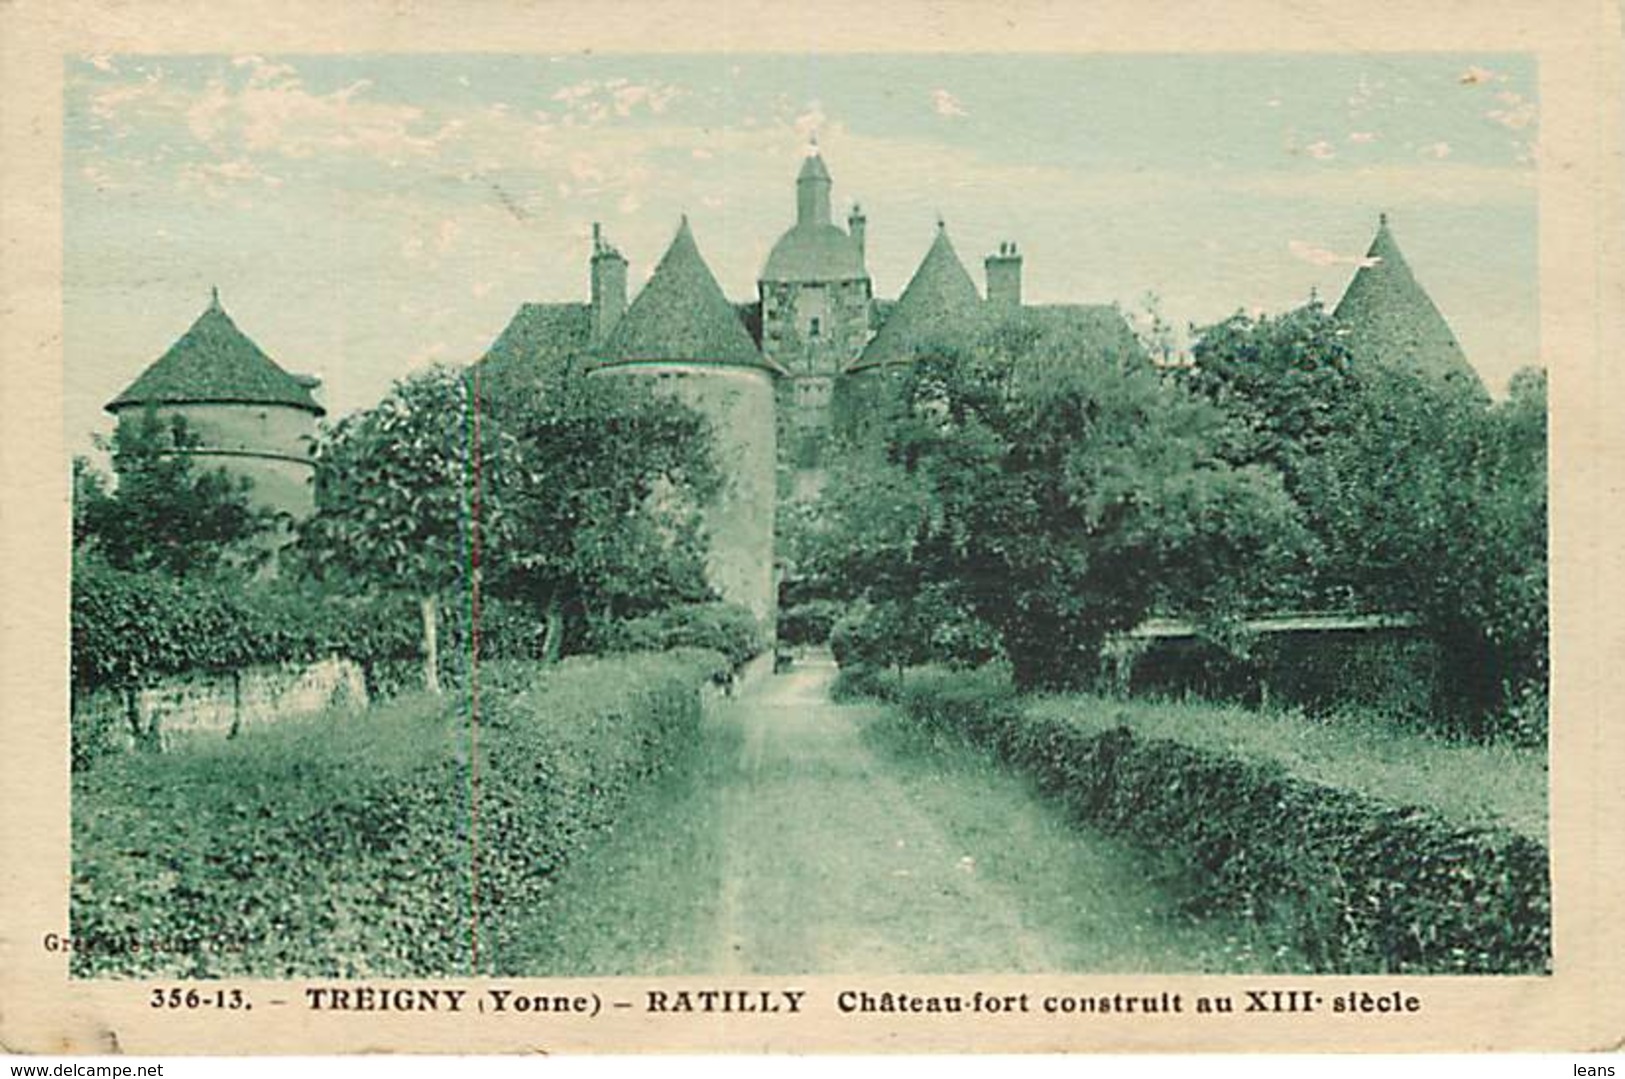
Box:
[809,318,1305,690]
[74,409,279,579]
[597,601,765,670]
[472,372,723,657]
[298,366,723,684]
[889,667,1550,974]
[71,650,718,977]
[1185,306,1548,735]
[70,560,418,693]
[70,559,423,764]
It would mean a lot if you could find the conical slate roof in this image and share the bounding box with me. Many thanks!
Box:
[1333,215,1482,391]
[598,218,780,373]
[852,224,983,371]
[477,301,592,390]
[107,293,323,415]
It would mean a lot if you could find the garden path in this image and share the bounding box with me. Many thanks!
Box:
[509,655,1262,975]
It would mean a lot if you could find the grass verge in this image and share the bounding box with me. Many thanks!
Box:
[71,650,721,978]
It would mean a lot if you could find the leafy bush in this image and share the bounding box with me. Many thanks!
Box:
[829,663,899,703]
[599,601,764,669]
[893,667,1550,974]
[830,595,1001,675]
[70,650,719,977]
[72,558,422,695]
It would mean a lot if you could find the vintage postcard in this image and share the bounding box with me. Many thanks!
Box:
[2,0,1622,1057]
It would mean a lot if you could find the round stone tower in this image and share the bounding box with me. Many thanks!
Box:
[105,290,324,520]
[589,218,783,628]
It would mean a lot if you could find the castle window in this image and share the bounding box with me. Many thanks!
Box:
[809,317,821,338]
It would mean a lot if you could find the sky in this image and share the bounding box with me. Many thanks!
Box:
[64,52,1539,451]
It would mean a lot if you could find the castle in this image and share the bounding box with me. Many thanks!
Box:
[107,150,1480,628]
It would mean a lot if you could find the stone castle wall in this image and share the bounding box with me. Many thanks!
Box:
[75,656,369,754]
[593,363,778,630]
[121,402,319,520]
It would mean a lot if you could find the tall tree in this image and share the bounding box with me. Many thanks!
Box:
[475,372,721,659]
[816,320,1305,691]
[299,366,512,694]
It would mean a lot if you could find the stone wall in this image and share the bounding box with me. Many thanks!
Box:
[594,362,779,630]
[75,656,369,753]
[121,401,319,520]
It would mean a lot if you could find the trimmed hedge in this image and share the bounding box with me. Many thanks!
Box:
[72,559,421,693]
[894,667,1551,974]
[70,649,719,977]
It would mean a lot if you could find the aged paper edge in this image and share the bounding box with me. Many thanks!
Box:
[2,0,1621,1056]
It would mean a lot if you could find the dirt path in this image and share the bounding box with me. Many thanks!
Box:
[510,656,1268,976]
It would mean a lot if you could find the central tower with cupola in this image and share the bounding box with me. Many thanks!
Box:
[758,146,873,487]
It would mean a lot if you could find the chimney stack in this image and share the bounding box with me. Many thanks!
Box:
[848,202,867,264]
[590,222,627,345]
[985,240,1023,307]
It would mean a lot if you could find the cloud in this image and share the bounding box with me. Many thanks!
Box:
[1422,141,1452,159]
[551,78,683,126]
[80,58,451,168]
[1458,65,1504,85]
[1288,240,1380,268]
[176,156,280,199]
[88,69,168,122]
[1305,140,1335,161]
[85,54,116,73]
[1486,91,1537,131]
[1347,131,1376,144]
[932,89,968,118]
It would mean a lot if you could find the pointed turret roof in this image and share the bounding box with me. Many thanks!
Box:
[1333,214,1482,391]
[107,292,323,415]
[852,223,983,371]
[797,151,831,183]
[599,218,781,373]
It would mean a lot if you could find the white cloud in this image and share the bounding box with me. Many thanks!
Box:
[551,78,683,127]
[176,156,279,199]
[1486,91,1537,131]
[1423,141,1453,159]
[1348,131,1376,144]
[1305,140,1335,161]
[1288,240,1380,268]
[932,88,968,118]
[86,54,116,73]
[89,69,168,122]
[232,55,299,86]
[691,147,713,160]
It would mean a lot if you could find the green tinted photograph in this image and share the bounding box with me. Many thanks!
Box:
[64,52,1547,980]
